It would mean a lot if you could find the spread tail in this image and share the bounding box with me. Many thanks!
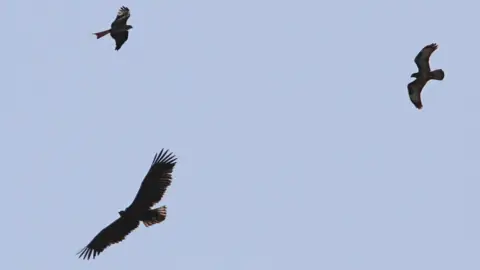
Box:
[93,29,111,39]
[142,206,167,227]
[430,69,445,81]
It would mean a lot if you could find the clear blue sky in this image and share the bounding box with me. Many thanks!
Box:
[2,0,477,269]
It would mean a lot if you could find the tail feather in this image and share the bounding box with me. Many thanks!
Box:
[142,206,167,227]
[93,29,111,39]
[431,69,445,81]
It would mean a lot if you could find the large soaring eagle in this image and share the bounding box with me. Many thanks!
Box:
[93,6,133,51]
[407,43,445,109]
[77,149,177,260]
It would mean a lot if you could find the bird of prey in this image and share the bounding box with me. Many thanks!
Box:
[93,6,133,50]
[407,43,445,109]
[77,149,177,260]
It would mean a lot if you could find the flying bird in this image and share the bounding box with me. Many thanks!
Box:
[93,6,133,50]
[407,43,445,109]
[77,149,177,260]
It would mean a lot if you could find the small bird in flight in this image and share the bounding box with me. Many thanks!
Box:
[93,6,133,51]
[407,43,445,110]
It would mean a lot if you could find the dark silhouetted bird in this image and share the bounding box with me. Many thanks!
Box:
[407,43,445,109]
[77,149,177,260]
[93,6,133,50]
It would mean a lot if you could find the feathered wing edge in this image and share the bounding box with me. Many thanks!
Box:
[124,149,177,212]
[117,6,130,16]
[407,79,427,110]
[111,6,131,28]
[151,149,177,167]
[77,217,140,260]
[77,246,100,260]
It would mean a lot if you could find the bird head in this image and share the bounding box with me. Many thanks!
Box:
[411,72,418,78]
[118,210,126,217]
[126,25,133,30]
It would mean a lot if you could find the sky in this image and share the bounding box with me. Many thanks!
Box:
[1,0,479,269]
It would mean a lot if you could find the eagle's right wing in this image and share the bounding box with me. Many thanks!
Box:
[112,31,129,51]
[77,216,140,260]
[407,78,427,110]
[414,43,438,73]
[126,149,177,213]
[111,6,130,29]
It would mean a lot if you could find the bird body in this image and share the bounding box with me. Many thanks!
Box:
[77,149,177,260]
[93,6,132,50]
[407,43,445,109]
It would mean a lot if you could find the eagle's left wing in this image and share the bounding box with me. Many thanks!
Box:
[407,78,427,110]
[111,6,130,29]
[414,43,438,73]
[77,216,140,260]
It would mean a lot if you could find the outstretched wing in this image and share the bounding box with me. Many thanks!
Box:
[414,43,438,73]
[126,149,177,213]
[77,217,140,260]
[111,6,130,29]
[112,31,129,51]
[407,78,428,110]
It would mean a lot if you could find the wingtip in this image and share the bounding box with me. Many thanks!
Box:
[77,246,99,260]
[152,149,177,165]
[76,247,88,260]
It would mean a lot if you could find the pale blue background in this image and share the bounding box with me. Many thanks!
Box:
[2,0,477,269]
